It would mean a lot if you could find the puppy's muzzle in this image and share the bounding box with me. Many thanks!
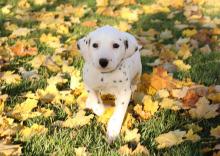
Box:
[99,58,108,68]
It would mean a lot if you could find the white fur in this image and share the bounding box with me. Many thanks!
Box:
[77,26,142,142]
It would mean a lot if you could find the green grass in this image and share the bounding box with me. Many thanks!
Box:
[0,0,220,155]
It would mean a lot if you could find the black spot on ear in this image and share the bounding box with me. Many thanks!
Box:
[88,38,91,46]
[101,77,104,82]
[124,40,128,49]
[135,46,138,51]
[77,43,80,50]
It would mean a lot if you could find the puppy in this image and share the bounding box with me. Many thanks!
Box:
[77,26,142,142]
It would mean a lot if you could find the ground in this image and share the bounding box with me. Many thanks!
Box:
[0,0,220,156]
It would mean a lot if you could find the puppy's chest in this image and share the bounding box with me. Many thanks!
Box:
[83,64,130,92]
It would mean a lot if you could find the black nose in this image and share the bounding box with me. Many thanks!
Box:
[99,58,108,68]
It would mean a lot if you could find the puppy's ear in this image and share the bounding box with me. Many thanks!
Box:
[122,32,140,58]
[77,36,90,61]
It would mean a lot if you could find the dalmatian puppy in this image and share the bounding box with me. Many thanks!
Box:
[77,26,142,142]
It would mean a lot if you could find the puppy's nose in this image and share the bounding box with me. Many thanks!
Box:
[99,58,108,68]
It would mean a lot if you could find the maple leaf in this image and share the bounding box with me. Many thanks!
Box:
[173,59,191,71]
[96,0,108,7]
[182,29,197,37]
[123,128,140,143]
[159,98,182,111]
[62,110,94,128]
[11,98,41,120]
[155,130,186,149]
[160,29,173,40]
[210,125,220,139]
[10,41,37,57]
[182,89,199,109]
[171,87,188,99]
[28,54,46,69]
[81,20,97,27]
[118,143,149,156]
[0,95,7,115]
[74,147,89,156]
[97,107,114,125]
[185,129,201,142]
[177,44,192,60]
[0,117,22,137]
[189,97,219,119]
[0,141,21,156]
[114,21,132,32]
[143,95,159,115]
[9,27,31,38]
[118,7,139,22]
[156,89,170,98]
[19,124,48,141]
[0,71,21,85]
[40,33,61,48]
[207,93,220,103]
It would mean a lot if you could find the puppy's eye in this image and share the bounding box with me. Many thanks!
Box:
[113,43,120,49]
[92,43,98,48]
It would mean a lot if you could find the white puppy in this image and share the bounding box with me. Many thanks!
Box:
[77,26,142,142]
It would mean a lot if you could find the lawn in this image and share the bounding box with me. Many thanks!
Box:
[0,0,220,156]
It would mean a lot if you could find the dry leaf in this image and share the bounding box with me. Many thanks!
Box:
[210,125,220,139]
[189,97,219,119]
[123,128,140,143]
[155,130,186,149]
[0,141,21,156]
[62,110,94,128]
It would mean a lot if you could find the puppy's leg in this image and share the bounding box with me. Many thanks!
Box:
[85,88,105,116]
[107,87,131,142]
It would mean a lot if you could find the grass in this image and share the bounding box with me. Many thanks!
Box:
[0,0,220,155]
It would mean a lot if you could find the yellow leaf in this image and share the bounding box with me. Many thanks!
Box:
[0,95,7,115]
[160,29,173,39]
[47,74,68,86]
[9,27,31,38]
[210,125,220,139]
[76,91,88,109]
[40,33,61,48]
[119,7,139,22]
[189,97,219,119]
[173,60,191,71]
[0,141,21,156]
[185,129,201,142]
[171,87,188,99]
[0,117,22,137]
[122,112,135,132]
[96,0,108,7]
[124,128,140,143]
[143,95,159,115]
[11,98,40,120]
[207,93,220,103]
[114,21,132,32]
[28,54,46,69]
[70,74,82,90]
[155,130,186,149]
[0,71,21,85]
[184,123,203,133]
[97,107,114,125]
[62,110,94,128]
[74,147,89,156]
[38,107,55,117]
[159,98,182,111]
[177,44,192,60]
[118,143,149,156]
[182,29,197,37]
[156,89,170,98]
[19,124,48,141]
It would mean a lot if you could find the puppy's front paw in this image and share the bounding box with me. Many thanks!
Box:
[92,103,105,116]
[106,118,121,143]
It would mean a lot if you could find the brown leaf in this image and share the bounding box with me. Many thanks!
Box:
[183,90,199,109]
[10,41,37,57]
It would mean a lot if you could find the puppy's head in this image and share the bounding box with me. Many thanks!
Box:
[77,26,140,73]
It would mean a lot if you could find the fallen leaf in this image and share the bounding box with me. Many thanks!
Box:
[143,95,159,116]
[10,41,37,56]
[210,125,220,139]
[185,129,201,142]
[74,147,89,156]
[189,97,219,119]
[0,141,21,156]
[171,87,188,99]
[173,60,191,71]
[0,71,21,85]
[9,28,31,38]
[156,89,170,98]
[159,98,182,111]
[62,110,94,128]
[19,124,48,141]
[207,93,220,103]
[118,143,149,156]
[123,128,140,143]
[155,130,186,149]
[160,29,173,40]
